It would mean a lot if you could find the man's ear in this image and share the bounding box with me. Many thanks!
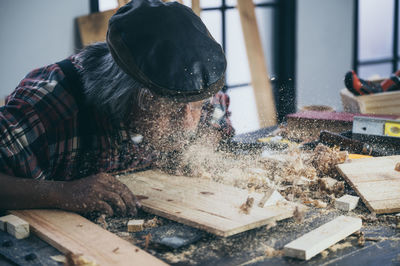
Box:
[137,88,154,111]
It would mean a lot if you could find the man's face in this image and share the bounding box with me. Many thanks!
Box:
[136,99,206,153]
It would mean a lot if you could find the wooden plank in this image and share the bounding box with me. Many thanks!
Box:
[191,0,201,16]
[77,9,117,46]
[237,0,277,127]
[118,170,304,237]
[284,216,362,260]
[337,155,400,214]
[11,210,166,266]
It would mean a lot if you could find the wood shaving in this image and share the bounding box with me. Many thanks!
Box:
[240,197,254,214]
[144,217,161,228]
[293,206,305,223]
[65,252,97,266]
[328,241,352,252]
[395,162,400,172]
[95,214,108,229]
[264,246,283,257]
[311,144,348,177]
[312,199,328,208]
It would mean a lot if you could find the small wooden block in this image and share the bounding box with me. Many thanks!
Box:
[127,219,144,232]
[335,195,359,211]
[258,189,285,207]
[0,215,29,239]
[284,216,362,260]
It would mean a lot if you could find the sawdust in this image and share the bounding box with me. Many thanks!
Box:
[168,140,350,211]
[264,246,283,257]
[163,244,197,264]
[328,241,352,252]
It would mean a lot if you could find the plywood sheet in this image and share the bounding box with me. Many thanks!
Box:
[11,210,166,266]
[118,170,303,237]
[337,155,400,214]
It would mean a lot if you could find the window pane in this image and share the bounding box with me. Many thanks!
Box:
[201,0,221,8]
[99,0,118,11]
[227,86,260,134]
[255,7,275,76]
[359,0,394,61]
[226,9,251,85]
[200,11,222,45]
[358,63,392,79]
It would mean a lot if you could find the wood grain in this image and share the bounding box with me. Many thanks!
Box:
[284,216,362,260]
[118,170,304,237]
[11,210,166,266]
[337,155,400,214]
[237,0,277,127]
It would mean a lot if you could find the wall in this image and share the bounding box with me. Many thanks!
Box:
[0,0,90,98]
[296,0,354,111]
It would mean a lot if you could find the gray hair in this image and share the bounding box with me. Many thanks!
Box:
[78,42,148,123]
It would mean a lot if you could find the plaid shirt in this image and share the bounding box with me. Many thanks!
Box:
[0,55,233,180]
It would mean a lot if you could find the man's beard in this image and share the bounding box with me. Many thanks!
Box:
[153,129,197,154]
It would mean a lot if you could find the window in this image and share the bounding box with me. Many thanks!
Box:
[354,0,399,78]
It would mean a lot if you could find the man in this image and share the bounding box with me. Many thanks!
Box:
[0,0,233,217]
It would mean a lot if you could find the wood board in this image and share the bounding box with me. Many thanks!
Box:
[284,216,362,260]
[237,0,277,127]
[118,170,304,237]
[77,9,117,46]
[11,210,166,266]
[337,155,400,214]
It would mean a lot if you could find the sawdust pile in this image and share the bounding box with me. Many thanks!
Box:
[171,142,349,207]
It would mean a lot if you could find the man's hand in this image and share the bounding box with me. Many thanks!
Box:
[58,173,140,216]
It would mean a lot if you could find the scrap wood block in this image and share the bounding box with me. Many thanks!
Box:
[283,216,362,260]
[0,214,29,239]
[258,189,286,207]
[335,195,359,211]
[127,219,144,232]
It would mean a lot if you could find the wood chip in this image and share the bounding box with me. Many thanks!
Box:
[240,197,255,214]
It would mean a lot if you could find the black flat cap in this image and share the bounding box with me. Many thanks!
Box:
[107,0,227,102]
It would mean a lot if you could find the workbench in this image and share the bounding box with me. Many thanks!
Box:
[1,128,399,265]
[1,208,399,265]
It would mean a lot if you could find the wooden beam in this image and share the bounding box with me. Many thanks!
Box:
[191,0,201,16]
[284,216,362,260]
[237,0,277,127]
[11,210,166,266]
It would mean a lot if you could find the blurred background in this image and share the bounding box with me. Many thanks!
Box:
[0,0,395,134]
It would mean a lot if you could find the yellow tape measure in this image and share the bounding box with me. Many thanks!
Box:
[384,121,400,137]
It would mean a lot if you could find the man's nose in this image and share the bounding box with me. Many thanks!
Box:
[182,104,201,130]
